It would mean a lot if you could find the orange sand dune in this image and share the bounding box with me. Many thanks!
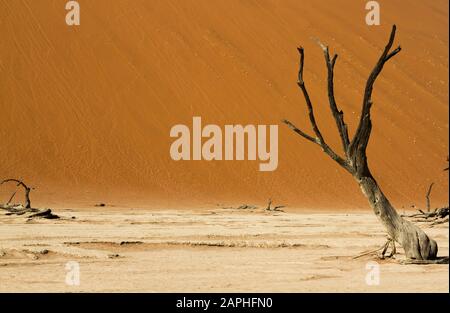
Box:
[0,0,448,209]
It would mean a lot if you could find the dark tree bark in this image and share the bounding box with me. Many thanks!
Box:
[0,179,59,219]
[426,183,434,212]
[1,178,32,208]
[283,25,438,260]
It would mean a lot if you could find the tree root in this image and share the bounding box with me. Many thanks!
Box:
[353,235,448,264]
[352,245,384,259]
[353,237,397,260]
[399,257,449,265]
[380,237,396,259]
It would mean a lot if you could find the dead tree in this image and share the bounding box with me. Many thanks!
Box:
[265,198,285,212]
[0,178,59,219]
[1,178,32,209]
[283,25,438,261]
[402,158,449,224]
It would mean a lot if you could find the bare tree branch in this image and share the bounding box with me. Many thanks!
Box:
[1,178,32,209]
[320,44,350,154]
[349,25,401,163]
[6,191,16,205]
[426,183,434,212]
[296,47,326,145]
[282,119,318,144]
[284,47,350,172]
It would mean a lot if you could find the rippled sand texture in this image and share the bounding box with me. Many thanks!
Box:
[0,0,448,209]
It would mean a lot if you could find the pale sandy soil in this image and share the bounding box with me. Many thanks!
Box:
[0,207,448,292]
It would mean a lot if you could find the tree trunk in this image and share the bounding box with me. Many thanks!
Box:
[356,171,438,260]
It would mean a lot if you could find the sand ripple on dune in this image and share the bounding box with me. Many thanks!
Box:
[0,0,448,209]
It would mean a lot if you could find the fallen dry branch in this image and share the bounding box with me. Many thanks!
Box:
[236,204,258,210]
[220,204,258,211]
[265,199,286,212]
[401,161,450,225]
[403,207,449,226]
[407,207,448,219]
[402,179,449,224]
[6,191,17,205]
[221,201,286,213]
[430,216,449,226]
[0,179,59,220]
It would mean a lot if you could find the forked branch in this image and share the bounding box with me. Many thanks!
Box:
[283,25,401,178]
[349,25,401,164]
[283,47,350,172]
[319,42,350,154]
[296,46,326,145]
